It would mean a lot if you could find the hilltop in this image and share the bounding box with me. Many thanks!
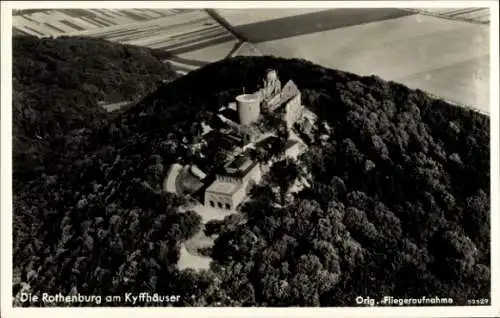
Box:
[13,56,490,306]
[12,35,178,188]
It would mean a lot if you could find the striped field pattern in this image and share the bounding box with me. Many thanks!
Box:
[13,9,187,37]
[13,10,240,77]
[407,8,490,25]
[75,10,240,74]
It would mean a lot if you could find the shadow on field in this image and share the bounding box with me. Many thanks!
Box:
[157,34,234,55]
[166,55,211,67]
[233,8,417,43]
[154,34,233,71]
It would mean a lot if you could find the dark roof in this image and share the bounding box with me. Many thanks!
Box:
[222,154,258,179]
[225,133,243,144]
[255,135,280,150]
[227,155,249,169]
[219,108,239,124]
[285,139,300,149]
[203,129,221,140]
[204,130,239,151]
[192,174,216,202]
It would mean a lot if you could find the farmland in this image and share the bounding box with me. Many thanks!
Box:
[13,9,239,75]
[218,8,490,113]
[12,8,490,113]
[409,8,490,24]
[13,8,188,37]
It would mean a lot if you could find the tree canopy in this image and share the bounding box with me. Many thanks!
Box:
[13,52,490,306]
[12,35,178,189]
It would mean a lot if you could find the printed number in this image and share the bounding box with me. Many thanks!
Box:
[467,299,489,305]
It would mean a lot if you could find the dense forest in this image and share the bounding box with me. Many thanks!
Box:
[12,35,178,187]
[13,53,490,306]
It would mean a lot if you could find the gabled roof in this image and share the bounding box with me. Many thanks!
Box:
[268,80,300,112]
[285,139,300,149]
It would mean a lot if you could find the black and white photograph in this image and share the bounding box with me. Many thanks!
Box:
[1,1,499,317]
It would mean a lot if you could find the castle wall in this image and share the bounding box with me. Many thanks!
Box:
[285,93,304,129]
[285,142,306,161]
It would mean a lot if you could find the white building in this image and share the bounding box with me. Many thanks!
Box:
[204,155,261,210]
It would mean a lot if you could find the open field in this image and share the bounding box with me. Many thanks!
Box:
[181,229,217,271]
[51,10,238,73]
[409,8,490,24]
[178,228,216,271]
[178,245,211,271]
[219,8,416,42]
[213,9,333,27]
[242,13,489,112]
[185,230,215,256]
[13,8,490,113]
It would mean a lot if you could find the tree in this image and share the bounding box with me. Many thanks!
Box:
[268,159,301,205]
[204,220,224,237]
[179,211,202,241]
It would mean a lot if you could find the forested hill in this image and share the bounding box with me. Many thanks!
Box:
[13,56,490,306]
[12,35,178,188]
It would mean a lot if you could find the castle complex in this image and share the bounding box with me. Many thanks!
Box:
[217,69,304,146]
[166,69,307,212]
[202,69,305,210]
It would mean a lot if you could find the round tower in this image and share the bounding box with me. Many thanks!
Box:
[236,94,260,126]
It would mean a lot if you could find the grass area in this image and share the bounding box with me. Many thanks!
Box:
[185,230,216,256]
[189,202,235,224]
[178,245,211,271]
